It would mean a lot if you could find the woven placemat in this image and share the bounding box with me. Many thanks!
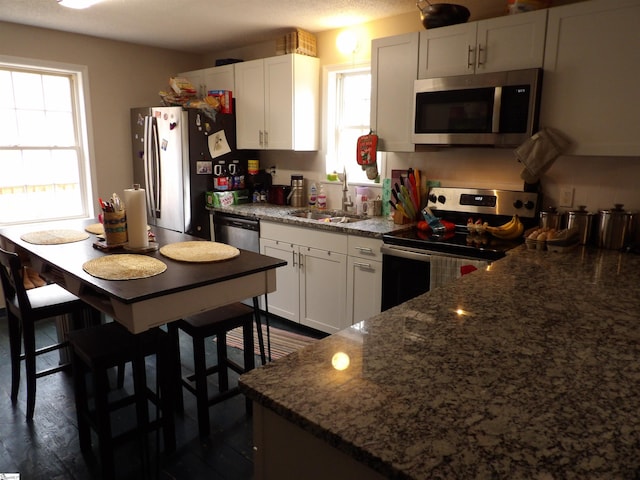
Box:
[21,229,90,245]
[159,241,240,263]
[83,254,167,280]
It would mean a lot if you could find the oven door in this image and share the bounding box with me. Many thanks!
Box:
[381,245,432,312]
[381,244,489,311]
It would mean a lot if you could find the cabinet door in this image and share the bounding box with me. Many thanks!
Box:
[346,257,382,325]
[299,247,347,334]
[418,23,477,78]
[541,0,640,156]
[178,68,206,97]
[476,9,547,73]
[264,55,294,150]
[371,32,419,152]
[203,64,235,92]
[235,58,266,149]
[261,238,299,323]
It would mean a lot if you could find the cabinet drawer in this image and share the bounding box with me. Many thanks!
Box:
[347,236,382,261]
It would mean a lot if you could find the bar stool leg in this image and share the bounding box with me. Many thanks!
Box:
[192,335,210,438]
[242,317,255,413]
[252,296,266,364]
[94,366,116,480]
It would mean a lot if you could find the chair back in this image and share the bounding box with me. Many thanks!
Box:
[0,247,31,316]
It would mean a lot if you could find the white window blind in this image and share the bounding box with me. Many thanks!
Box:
[0,59,93,225]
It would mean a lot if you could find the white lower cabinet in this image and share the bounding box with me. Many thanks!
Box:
[346,236,382,325]
[260,222,348,334]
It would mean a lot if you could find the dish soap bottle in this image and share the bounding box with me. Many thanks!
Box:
[317,184,327,210]
[308,183,317,208]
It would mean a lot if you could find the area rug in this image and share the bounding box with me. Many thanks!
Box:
[224,324,319,360]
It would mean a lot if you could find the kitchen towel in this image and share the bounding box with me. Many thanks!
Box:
[123,186,148,249]
[429,256,488,290]
[515,128,569,183]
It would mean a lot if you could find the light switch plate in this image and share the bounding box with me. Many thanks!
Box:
[559,187,574,208]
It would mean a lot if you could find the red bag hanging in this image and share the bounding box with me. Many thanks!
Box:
[356,133,378,166]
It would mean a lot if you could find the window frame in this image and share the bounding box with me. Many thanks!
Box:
[322,62,384,185]
[0,55,97,226]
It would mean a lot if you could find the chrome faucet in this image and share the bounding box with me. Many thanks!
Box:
[341,167,353,212]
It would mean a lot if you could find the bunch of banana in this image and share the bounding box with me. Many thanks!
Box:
[486,215,524,240]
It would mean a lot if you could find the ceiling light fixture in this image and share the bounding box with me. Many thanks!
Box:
[336,30,359,56]
[57,0,104,9]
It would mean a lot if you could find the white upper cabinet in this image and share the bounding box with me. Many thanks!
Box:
[178,64,235,97]
[370,32,419,152]
[235,54,319,151]
[540,0,640,156]
[418,9,547,78]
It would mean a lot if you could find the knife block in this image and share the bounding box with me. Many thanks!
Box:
[393,210,412,225]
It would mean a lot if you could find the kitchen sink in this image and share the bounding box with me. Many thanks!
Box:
[289,209,366,223]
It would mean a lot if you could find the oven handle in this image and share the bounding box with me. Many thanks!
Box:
[381,245,432,263]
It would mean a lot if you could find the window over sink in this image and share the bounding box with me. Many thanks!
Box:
[324,63,384,185]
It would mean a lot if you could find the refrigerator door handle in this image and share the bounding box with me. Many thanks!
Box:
[144,116,161,219]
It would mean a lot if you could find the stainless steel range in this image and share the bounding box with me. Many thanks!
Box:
[381,187,539,310]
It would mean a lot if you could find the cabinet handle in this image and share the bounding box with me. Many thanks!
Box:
[299,253,304,269]
[356,247,374,254]
[259,130,264,147]
[292,251,297,267]
[477,44,485,67]
[354,262,372,269]
[467,45,475,69]
[264,131,268,147]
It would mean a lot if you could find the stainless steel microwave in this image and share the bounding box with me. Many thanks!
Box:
[412,68,542,147]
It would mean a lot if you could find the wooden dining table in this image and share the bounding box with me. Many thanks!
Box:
[0,218,286,333]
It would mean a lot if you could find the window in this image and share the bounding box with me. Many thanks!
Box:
[0,57,94,225]
[325,64,382,184]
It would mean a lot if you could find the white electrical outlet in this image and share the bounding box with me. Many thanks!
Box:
[559,187,574,208]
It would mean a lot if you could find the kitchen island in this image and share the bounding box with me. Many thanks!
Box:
[240,245,640,479]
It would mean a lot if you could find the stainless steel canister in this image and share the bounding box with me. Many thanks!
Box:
[540,207,562,230]
[596,204,635,249]
[565,206,594,245]
[289,174,305,208]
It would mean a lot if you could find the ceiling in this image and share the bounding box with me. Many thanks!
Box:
[0,0,424,53]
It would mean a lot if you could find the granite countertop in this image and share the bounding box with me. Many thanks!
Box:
[240,245,640,479]
[209,203,411,238]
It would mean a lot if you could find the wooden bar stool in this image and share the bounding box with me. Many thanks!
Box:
[67,321,176,480]
[168,302,255,438]
[0,246,97,420]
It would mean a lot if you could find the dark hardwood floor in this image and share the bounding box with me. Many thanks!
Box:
[0,309,322,479]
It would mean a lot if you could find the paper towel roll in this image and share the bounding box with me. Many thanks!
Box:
[123,186,149,249]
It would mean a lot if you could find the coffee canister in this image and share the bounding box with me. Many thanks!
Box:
[539,207,562,230]
[289,174,305,208]
[597,204,635,249]
[566,205,594,245]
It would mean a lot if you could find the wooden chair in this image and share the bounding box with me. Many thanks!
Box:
[67,321,176,479]
[168,302,255,438]
[0,246,94,420]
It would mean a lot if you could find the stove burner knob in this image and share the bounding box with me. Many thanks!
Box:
[428,194,437,203]
[513,200,523,209]
[437,195,446,204]
[524,200,535,210]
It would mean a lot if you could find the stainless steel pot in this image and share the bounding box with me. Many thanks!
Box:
[597,204,635,249]
[566,206,595,245]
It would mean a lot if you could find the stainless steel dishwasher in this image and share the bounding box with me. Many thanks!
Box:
[212,212,259,253]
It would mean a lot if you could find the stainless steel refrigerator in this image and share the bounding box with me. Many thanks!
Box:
[130,105,241,240]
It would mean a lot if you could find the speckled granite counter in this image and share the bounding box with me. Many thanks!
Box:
[240,245,640,479]
[209,204,410,238]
